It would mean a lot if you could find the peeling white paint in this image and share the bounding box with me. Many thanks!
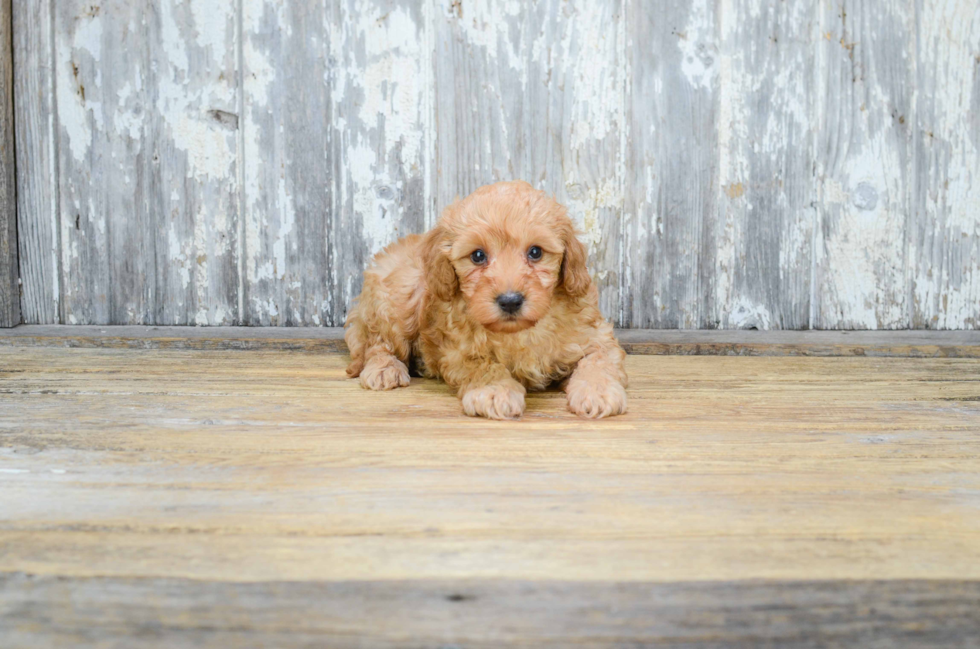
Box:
[57,13,103,163]
[678,0,717,91]
[154,2,238,182]
[728,296,773,330]
[273,177,296,279]
[564,177,619,254]
[561,3,622,151]
[24,0,980,329]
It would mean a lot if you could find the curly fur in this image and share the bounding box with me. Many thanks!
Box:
[345,181,628,420]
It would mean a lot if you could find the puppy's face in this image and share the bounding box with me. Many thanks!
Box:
[451,217,564,333]
[424,182,591,333]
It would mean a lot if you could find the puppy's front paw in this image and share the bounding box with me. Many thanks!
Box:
[566,379,628,419]
[360,355,411,391]
[462,384,526,420]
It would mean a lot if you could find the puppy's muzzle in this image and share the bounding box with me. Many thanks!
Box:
[496,292,525,315]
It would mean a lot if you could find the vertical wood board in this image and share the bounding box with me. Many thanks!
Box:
[0,0,18,327]
[911,0,980,329]
[13,0,57,324]
[625,0,719,328]
[713,0,817,330]
[812,1,914,329]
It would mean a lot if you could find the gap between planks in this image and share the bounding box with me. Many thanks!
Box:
[0,325,978,357]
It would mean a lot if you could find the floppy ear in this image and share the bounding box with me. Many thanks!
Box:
[559,221,592,298]
[421,226,458,302]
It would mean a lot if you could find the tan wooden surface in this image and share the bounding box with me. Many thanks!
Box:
[1,345,979,645]
[4,325,980,357]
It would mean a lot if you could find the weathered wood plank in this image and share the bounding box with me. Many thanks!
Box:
[12,0,57,324]
[625,0,718,328]
[54,1,132,324]
[13,0,980,331]
[53,2,239,326]
[2,346,979,643]
[812,2,914,329]
[2,325,979,357]
[713,0,816,330]
[241,0,333,326]
[1,350,979,585]
[3,574,979,649]
[912,0,980,329]
[432,0,526,209]
[0,0,18,328]
[144,2,241,326]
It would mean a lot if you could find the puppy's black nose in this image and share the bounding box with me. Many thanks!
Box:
[496,292,525,315]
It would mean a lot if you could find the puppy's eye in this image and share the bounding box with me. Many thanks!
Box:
[470,249,487,264]
[527,246,543,261]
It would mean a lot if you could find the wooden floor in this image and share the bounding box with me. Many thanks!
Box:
[1,332,979,647]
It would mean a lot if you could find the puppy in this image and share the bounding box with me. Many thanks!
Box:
[344,181,627,420]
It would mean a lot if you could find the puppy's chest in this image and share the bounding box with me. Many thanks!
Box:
[488,329,582,387]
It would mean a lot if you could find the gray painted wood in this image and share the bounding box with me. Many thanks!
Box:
[812,2,914,329]
[625,0,718,329]
[3,574,980,648]
[52,1,240,325]
[12,0,56,325]
[912,0,980,329]
[11,0,980,329]
[241,0,334,326]
[0,0,18,328]
[713,0,817,330]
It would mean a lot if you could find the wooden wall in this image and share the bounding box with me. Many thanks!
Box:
[11,0,980,329]
[0,0,18,327]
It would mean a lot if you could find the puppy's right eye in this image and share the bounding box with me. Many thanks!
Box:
[470,249,487,264]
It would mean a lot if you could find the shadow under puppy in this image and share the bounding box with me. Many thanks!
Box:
[345,181,627,420]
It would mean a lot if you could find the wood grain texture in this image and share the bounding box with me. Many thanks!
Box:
[12,0,56,325]
[0,0,18,328]
[0,347,979,645]
[3,575,979,648]
[911,0,980,329]
[714,0,816,330]
[52,2,240,325]
[241,0,334,325]
[11,0,980,330]
[812,1,914,329]
[2,325,980,357]
[625,0,718,328]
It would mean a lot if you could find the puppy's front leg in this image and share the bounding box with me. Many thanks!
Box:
[451,361,526,420]
[565,335,628,419]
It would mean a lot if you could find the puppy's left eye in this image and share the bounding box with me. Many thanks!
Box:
[527,246,543,261]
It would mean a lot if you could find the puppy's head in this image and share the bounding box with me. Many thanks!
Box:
[423,181,591,333]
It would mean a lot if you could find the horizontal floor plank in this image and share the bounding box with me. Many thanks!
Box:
[2,325,979,356]
[3,574,979,649]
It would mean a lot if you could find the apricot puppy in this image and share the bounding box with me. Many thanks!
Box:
[344,181,627,420]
